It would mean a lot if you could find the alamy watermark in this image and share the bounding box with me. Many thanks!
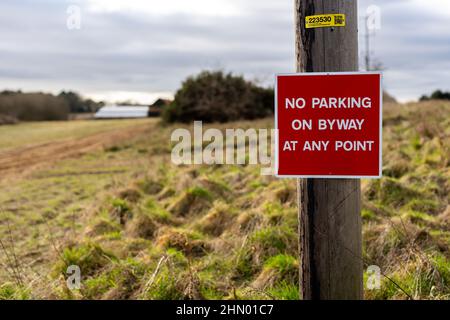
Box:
[366,5,381,31]
[366,265,381,290]
[171,121,276,175]
[66,265,81,290]
[67,5,82,30]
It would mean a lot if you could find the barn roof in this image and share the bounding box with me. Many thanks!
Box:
[94,105,149,119]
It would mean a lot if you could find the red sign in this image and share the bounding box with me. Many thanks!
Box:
[275,72,382,178]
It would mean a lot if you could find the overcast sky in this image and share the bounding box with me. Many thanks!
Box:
[0,0,449,103]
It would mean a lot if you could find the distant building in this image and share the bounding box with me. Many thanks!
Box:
[94,105,150,119]
[149,98,172,117]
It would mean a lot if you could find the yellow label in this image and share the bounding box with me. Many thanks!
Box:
[305,14,346,28]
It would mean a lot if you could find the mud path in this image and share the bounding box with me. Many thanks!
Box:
[0,123,152,180]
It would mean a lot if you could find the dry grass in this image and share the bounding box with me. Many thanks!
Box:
[0,101,449,300]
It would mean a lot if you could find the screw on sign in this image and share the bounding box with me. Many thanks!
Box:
[275,72,382,178]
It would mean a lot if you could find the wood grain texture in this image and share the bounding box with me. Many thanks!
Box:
[294,0,363,300]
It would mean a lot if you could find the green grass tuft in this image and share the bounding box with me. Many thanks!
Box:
[188,187,213,201]
[0,283,31,300]
[267,281,299,300]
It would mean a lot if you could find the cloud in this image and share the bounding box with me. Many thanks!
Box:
[86,0,241,17]
[87,90,173,105]
[0,0,448,103]
[359,0,450,100]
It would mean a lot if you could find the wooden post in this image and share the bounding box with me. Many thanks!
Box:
[294,0,363,300]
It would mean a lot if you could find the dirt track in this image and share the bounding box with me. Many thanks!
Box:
[0,123,151,180]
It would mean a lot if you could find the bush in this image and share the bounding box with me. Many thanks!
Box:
[0,91,69,121]
[163,71,274,123]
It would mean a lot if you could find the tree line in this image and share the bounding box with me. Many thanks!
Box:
[420,90,450,101]
[0,90,104,124]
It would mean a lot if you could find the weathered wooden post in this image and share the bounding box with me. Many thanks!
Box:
[294,0,363,299]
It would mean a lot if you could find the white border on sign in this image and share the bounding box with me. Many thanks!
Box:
[274,71,383,179]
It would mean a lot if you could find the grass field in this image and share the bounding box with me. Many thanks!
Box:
[0,101,449,300]
[0,119,153,151]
